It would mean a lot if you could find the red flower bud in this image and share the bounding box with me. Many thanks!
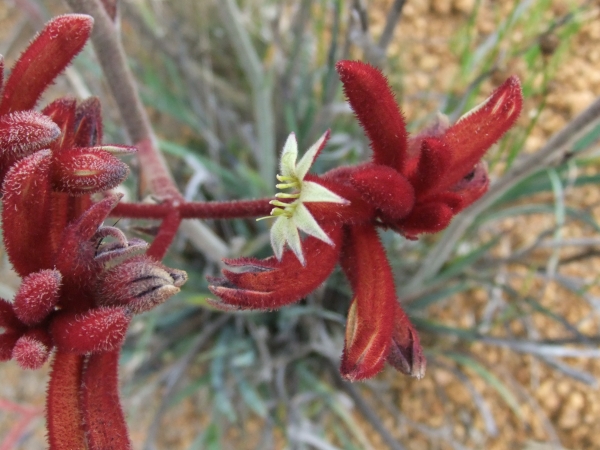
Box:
[51,147,130,195]
[386,303,426,379]
[98,256,187,314]
[12,328,53,370]
[13,269,62,326]
[0,111,60,157]
[51,307,131,354]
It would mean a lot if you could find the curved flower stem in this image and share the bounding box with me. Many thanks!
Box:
[81,350,132,450]
[147,210,182,259]
[46,352,86,450]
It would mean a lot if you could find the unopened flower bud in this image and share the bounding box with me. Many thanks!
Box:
[51,307,131,354]
[13,269,62,326]
[51,148,129,195]
[98,256,187,314]
[12,328,52,370]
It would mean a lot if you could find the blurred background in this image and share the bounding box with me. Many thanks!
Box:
[1,0,600,448]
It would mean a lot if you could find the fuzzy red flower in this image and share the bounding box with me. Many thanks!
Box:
[210,60,522,381]
[0,15,186,449]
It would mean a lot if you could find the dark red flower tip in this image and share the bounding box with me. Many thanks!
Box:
[0,14,94,115]
[12,328,53,370]
[336,60,408,172]
[51,307,131,354]
[51,147,130,195]
[386,303,426,379]
[13,269,62,326]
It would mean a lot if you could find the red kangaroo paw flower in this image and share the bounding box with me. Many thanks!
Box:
[440,75,522,191]
[339,225,396,381]
[336,60,408,172]
[51,147,130,195]
[2,150,55,275]
[0,331,23,361]
[12,328,53,370]
[349,163,415,222]
[51,307,131,354]
[0,14,94,115]
[13,269,62,326]
[407,137,454,197]
[47,352,86,449]
[0,110,60,158]
[81,351,132,450]
[98,255,187,314]
[209,225,343,310]
[386,302,426,379]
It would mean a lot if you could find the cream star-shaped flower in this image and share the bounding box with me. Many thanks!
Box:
[264,131,348,265]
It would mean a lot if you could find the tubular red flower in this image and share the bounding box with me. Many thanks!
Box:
[339,225,397,381]
[210,60,522,383]
[0,14,94,115]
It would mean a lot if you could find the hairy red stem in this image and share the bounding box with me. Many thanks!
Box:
[46,352,86,450]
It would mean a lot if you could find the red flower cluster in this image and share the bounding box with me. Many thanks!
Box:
[209,61,523,381]
[0,15,186,448]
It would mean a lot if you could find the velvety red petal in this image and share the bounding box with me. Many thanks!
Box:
[51,307,131,354]
[339,225,395,381]
[336,60,408,172]
[13,269,62,326]
[1,150,55,276]
[408,137,453,198]
[350,163,415,222]
[0,15,94,115]
[209,225,343,310]
[441,76,522,190]
[395,201,455,239]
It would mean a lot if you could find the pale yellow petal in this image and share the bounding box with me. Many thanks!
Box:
[295,131,328,180]
[300,181,349,204]
[280,132,298,178]
[270,216,288,260]
[294,203,333,246]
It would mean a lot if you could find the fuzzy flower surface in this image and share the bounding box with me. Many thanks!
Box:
[268,131,348,265]
[209,60,523,382]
